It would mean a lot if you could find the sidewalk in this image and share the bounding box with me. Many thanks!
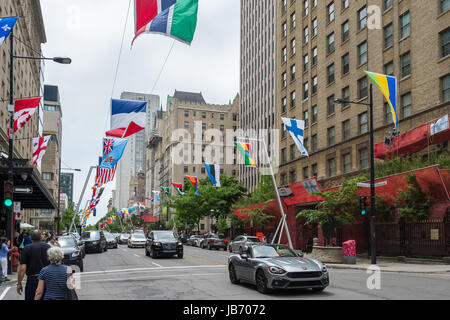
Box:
[325,257,450,274]
[0,272,18,287]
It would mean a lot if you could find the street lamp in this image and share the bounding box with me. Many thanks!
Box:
[5,29,72,266]
[334,84,377,265]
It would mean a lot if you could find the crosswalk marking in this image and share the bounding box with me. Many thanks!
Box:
[0,287,11,301]
[80,265,226,276]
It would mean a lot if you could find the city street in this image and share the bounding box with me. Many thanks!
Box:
[2,244,450,300]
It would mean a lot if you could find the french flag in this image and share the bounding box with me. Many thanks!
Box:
[133,0,178,44]
[106,99,147,138]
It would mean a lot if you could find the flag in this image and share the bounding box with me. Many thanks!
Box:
[133,0,199,45]
[161,186,171,196]
[13,98,41,134]
[281,117,309,157]
[0,17,18,46]
[205,163,221,187]
[185,176,199,194]
[171,182,184,195]
[153,190,161,201]
[106,99,147,138]
[116,211,122,217]
[235,142,257,168]
[32,136,51,165]
[100,138,128,169]
[365,71,398,128]
[96,164,117,185]
[431,114,449,135]
[139,202,146,210]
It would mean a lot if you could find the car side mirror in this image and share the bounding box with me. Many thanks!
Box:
[240,253,248,260]
[295,250,304,257]
[77,241,82,246]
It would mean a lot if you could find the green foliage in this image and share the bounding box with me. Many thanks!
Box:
[60,202,80,233]
[395,174,431,222]
[233,175,276,208]
[296,177,366,227]
[375,196,396,222]
[240,204,275,231]
[215,216,229,234]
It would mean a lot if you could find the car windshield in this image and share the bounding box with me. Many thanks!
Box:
[120,234,130,238]
[154,232,177,241]
[132,234,145,240]
[247,237,261,243]
[81,232,100,240]
[253,245,297,258]
[58,237,76,248]
[71,233,80,240]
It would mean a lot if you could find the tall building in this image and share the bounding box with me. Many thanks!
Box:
[147,90,240,233]
[114,92,160,209]
[276,0,450,188]
[60,172,74,203]
[240,0,277,192]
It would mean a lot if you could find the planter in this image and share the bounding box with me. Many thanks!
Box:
[308,246,344,264]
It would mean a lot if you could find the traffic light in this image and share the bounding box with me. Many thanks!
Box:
[4,181,13,207]
[360,196,368,215]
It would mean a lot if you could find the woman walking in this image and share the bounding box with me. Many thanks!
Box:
[34,246,75,300]
[0,238,10,282]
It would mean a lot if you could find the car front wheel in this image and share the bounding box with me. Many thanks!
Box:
[177,252,183,259]
[229,264,240,284]
[256,270,271,294]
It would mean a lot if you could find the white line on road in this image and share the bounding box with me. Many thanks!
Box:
[0,287,11,301]
[80,265,226,276]
[152,262,163,268]
[133,254,140,258]
[80,273,221,284]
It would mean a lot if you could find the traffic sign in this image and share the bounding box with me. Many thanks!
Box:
[15,212,22,221]
[13,186,33,194]
[13,201,21,213]
[357,181,387,188]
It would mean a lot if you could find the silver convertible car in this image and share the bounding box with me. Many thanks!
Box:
[228,244,329,294]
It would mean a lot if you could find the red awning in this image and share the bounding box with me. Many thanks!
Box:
[282,181,324,207]
[142,215,159,223]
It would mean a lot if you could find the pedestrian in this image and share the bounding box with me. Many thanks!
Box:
[46,235,59,247]
[16,230,51,300]
[23,233,32,246]
[0,238,10,282]
[268,233,274,244]
[262,235,267,244]
[34,246,76,300]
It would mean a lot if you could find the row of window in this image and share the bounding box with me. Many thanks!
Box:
[184,111,237,121]
[183,166,233,175]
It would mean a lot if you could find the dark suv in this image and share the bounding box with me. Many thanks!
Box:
[201,233,228,251]
[81,230,107,253]
[145,230,183,259]
[58,236,84,272]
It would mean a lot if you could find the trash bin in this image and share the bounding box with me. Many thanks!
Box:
[342,240,356,264]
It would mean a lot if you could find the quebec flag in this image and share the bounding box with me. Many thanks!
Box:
[281,117,309,158]
[0,17,18,46]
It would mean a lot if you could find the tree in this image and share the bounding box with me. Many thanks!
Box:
[395,174,431,222]
[60,202,80,233]
[215,216,229,234]
[234,175,276,208]
[240,204,275,235]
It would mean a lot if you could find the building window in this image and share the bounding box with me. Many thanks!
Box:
[282,97,287,113]
[202,123,206,130]
[359,112,368,134]
[312,105,318,123]
[384,0,393,11]
[282,21,287,38]
[358,6,367,31]
[282,46,287,63]
[43,172,54,181]
[281,173,288,186]
[342,86,350,108]
[327,32,335,53]
[291,91,296,108]
[358,41,367,65]
[384,23,393,48]
[291,38,296,55]
[400,11,410,39]
[185,110,189,117]
[290,170,297,184]
[312,47,318,65]
[327,2,335,23]
[312,18,318,37]
[312,135,318,152]
[304,0,309,16]
[359,148,369,169]
[303,167,309,180]
[442,0,450,13]
[401,92,412,119]
[44,105,56,111]
[327,64,335,84]
[304,26,309,44]
[327,127,335,146]
[441,28,450,58]
[201,167,206,174]
[220,114,225,121]
[312,163,318,177]
[342,20,349,42]
[400,52,411,78]
[385,102,394,124]
[184,166,188,173]
[303,54,309,72]
[342,153,351,174]
[442,74,450,103]
[290,144,296,160]
[304,110,309,127]
[220,125,224,131]
[384,61,394,76]
[342,53,349,75]
[328,158,336,177]
[282,72,287,88]
[303,82,308,100]
[312,76,318,94]
[358,77,368,99]
[327,95,335,115]
[291,12,296,29]
[202,112,206,119]
[281,148,287,164]
[342,119,350,141]
[184,121,189,129]
[291,64,296,81]
[342,0,349,10]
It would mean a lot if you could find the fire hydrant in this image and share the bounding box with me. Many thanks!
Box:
[11,247,19,272]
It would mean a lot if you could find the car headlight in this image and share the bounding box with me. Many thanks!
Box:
[71,252,79,257]
[177,242,182,246]
[268,266,286,274]
[322,266,328,273]
[92,241,98,245]
[154,242,162,246]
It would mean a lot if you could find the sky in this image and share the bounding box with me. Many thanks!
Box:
[40,0,240,226]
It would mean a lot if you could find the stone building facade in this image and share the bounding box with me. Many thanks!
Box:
[276,0,450,188]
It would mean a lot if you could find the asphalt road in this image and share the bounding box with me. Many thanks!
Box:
[2,243,450,300]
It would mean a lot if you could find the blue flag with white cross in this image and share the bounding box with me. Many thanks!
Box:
[0,17,18,46]
[281,117,309,158]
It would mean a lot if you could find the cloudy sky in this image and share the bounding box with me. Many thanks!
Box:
[40,0,240,226]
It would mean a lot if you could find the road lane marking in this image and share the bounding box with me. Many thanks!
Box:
[134,254,140,258]
[80,273,221,284]
[184,254,227,266]
[0,287,11,301]
[152,262,163,268]
[80,265,226,276]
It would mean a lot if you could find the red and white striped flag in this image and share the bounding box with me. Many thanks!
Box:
[32,135,51,165]
[96,164,117,185]
[14,97,41,134]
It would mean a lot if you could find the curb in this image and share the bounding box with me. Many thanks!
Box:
[326,264,450,274]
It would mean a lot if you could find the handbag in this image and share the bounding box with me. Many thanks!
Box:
[19,240,24,249]
[64,268,79,300]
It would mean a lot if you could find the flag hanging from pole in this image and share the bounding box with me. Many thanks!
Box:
[133,0,199,45]
[281,117,309,157]
[153,190,161,201]
[0,17,18,46]
[13,98,41,134]
[171,182,184,196]
[185,176,199,194]
[365,71,398,128]
[100,137,128,169]
[106,99,147,138]
[235,142,258,168]
[32,136,51,165]
[161,186,171,196]
[96,156,117,185]
[205,163,221,187]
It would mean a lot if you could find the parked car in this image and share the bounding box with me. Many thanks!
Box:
[104,232,118,249]
[68,233,85,258]
[202,233,228,251]
[58,236,84,272]
[187,235,199,246]
[145,230,183,259]
[113,233,121,241]
[178,234,188,244]
[80,230,107,253]
[128,233,146,248]
[118,233,131,244]
[228,243,329,294]
[197,234,208,248]
[229,235,262,253]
